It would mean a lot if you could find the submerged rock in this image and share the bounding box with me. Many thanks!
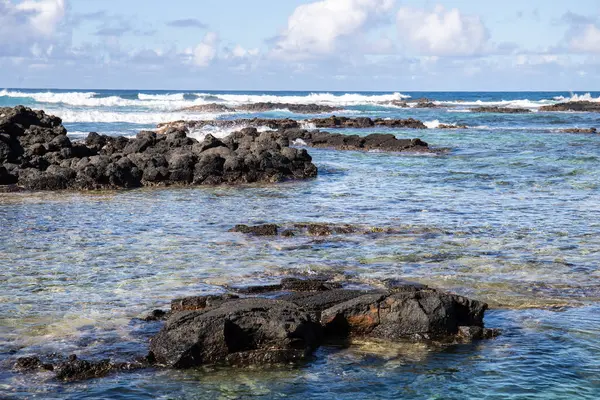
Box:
[14,354,150,382]
[438,124,468,129]
[0,106,318,190]
[230,224,279,236]
[539,101,600,112]
[470,106,531,114]
[560,127,597,133]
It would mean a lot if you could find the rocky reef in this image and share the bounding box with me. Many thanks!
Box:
[559,127,597,134]
[179,102,341,114]
[539,101,600,112]
[0,106,317,190]
[157,116,428,133]
[277,128,431,153]
[470,106,531,113]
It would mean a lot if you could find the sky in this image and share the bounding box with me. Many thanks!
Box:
[1,0,600,91]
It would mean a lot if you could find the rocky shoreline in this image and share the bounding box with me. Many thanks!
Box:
[539,101,600,112]
[0,107,438,191]
[158,116,428,133]
[14,276,498,381]
[0,106,317,190]
[470,106,531,113]
[180,102,342,114]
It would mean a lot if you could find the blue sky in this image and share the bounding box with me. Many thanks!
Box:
[1,0,600,90]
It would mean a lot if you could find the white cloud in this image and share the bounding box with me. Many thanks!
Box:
[0,0,65,57]
[569,24,600,53]
[396,5,489,56]
[272,0,395,60]
[193,31,218,67]
[15,0,65,36]
[229,44,259,58]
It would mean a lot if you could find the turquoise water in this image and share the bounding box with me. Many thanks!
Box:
[1,90,600,398]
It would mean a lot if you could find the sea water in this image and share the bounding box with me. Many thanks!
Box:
[0,90,599,399]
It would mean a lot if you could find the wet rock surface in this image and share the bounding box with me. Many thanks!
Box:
[470,106,532,113]
[559,127,597,133]
[280,129,432,153]
[178,103,235,113]
[235,103,341,114]
[157,116,429,133]
[0,106,317,190]
[13,354,152,382]
[307,116,427,129]
[179,103,341,114]
[149,298,323,368]
[539,101,600,112]
[148,278,496,370]
[228,222,440,238]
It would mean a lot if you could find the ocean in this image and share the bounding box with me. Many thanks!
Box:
[1,89,599,399]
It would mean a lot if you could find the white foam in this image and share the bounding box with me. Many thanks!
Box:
[292,138,308,146]
[196,92,411,106]
[138,93,186,101]
[439,99,553,109]
[56,109,219,124]
[553,92,600,102]
[0,89,98,104]
[300,121,317,130]
[424,119,441,129]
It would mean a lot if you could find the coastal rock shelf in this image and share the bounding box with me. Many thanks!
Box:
[470,106,532,113]
[180,102,341,114]
[157,116,428,132]
[539,101,600,112]
[0,106,317,190]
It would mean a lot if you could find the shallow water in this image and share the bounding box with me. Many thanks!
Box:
[1,90,600,398]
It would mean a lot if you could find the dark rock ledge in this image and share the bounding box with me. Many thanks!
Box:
[14,277,499,381]
[157,116,428,133]
[539,101,600,112]
[0,106,317,190]
[179,102,341,114]
[470,106,532,114]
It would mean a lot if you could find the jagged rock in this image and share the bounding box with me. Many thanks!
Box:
[149,279,495,369]
[321,290,487,341]
[539,101,600,112]
[54,355,113,382]
[149,298,322,368]
[143,309,170,321]
[235,103,341,114]
[0,106,318,190]
[439,124,468,129]
[280,129,432,153]
[171,294,239,312]
[179,103,234,113]
[470,106,531,113]
[230,224,279,236]
[156,116,430,133]
[560,127,597,133]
